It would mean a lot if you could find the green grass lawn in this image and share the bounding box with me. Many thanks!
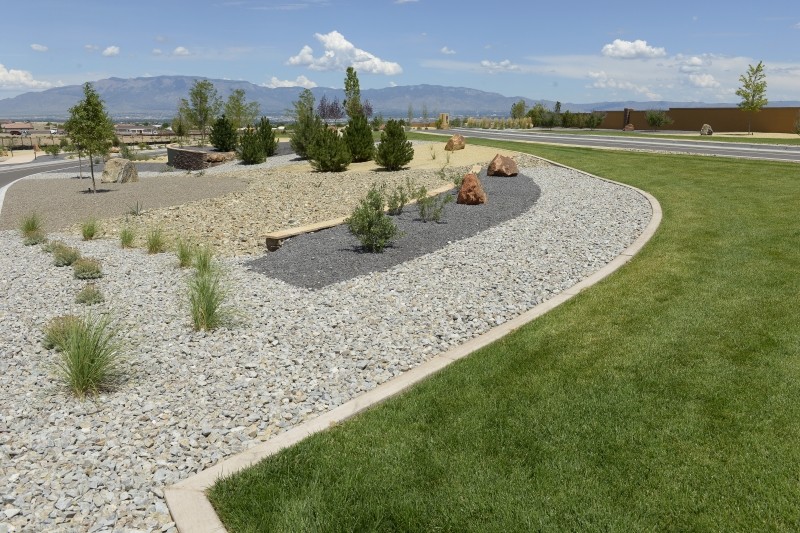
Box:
[209,139,800,532]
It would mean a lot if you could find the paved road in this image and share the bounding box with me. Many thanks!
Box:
[0,157,87,189]
[441,128,800,163]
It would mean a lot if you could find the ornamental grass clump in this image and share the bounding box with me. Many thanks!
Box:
[42,315,82,351]
[81,218,99,240]
[347,184,399,253]
[76,283,104,305]
[146,227,166,254]
[119,226,135,249]
[50,313,125,398]
[20,212,46,245]
[51,242,81,267]
[176,239,196,268]
[188,267,233,331]
[193,245,214,276]
[73,257,103,279]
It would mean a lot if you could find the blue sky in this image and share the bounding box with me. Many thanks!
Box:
[1,0,798,103]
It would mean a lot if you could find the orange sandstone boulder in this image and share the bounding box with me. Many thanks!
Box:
[487,154,518,177]
[457,173,487,205]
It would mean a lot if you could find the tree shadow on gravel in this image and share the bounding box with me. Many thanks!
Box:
[246,171,541,290]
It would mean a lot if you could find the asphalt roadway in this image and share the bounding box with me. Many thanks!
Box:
[442,128,800,164]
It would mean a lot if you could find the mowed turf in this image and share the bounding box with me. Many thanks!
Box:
[209,139,800,532]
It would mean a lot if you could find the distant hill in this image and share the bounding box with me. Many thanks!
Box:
[0,75,797,121]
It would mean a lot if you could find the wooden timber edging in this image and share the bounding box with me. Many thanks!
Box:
[263,165,481,251]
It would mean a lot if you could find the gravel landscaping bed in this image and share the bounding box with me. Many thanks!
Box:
[0,153,652,531]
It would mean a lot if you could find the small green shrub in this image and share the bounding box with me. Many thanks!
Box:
[375,120,414,171]
[43,144,61,158]
[416,187,454,223]
[43,315,81,351]
[119,226,135,249]
[386,183,410,215]
[347,184,399,252]
[20,212,45,244]
[309,127,352,172]
[176,239,195,268]
[238,126,266,165]
[118,143,133,160]
[81,218,99,240]
[146,227,166,254]
[52,313,125,398]
[52,243,81,267]
[188,268,232,331]
[73,257,103,279]
[76,283,104,305]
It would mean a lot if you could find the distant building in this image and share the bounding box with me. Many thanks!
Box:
[1,122,33,134]
[115,124,158,135]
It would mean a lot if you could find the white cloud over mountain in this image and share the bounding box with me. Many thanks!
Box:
[264,75,317,88]
[0,64,54,90]
[288,31,402,75]
[601,39,666,59]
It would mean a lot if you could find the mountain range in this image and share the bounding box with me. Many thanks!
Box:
[1,75,797,121]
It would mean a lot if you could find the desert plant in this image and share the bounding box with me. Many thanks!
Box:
[346,184,399,252]
[76,283,104,305]
[81,218,99,240]
[43,144,61,158]
[308,126,352,172]
[416,186,453,223]
[52,242,81,267]
[429,145,437,160]
[119,226,135,248]
[42,315,82,351]
[128,201,144,216]
[342,113,375,163]
[73,257,103,279]
[375,120,414,171]
[386,183,410,215]
[20,212,45,245]
[118,143,133,160]
[51,313,124,398]
[146,227,166,254]
[188,268,231,331]
[176,239,196,268]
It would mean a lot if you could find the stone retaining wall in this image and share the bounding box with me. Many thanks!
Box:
[167,144,208,171]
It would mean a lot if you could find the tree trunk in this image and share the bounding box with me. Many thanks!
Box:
[89,150,97,193]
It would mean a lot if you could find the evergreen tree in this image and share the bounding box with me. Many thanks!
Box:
[238,126,264,165]
[63,82,115,193]
[375,119,414,171]
[308,127,352,172]
[343,67,363,119]
[343,113,374,162]
[209,114,238,152]
[290,89,322,159]
[257,117,278,157]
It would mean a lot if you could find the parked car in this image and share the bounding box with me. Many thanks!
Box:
[9,130,21,136]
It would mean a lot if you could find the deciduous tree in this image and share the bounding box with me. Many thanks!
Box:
[178,80,222,145]
[343,67,363,119]
[736,60,768,135]
[510,99,527,119]
[224,88,260,130]
[63,82,115,193]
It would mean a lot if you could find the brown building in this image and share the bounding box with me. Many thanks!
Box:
[600,107,800,133]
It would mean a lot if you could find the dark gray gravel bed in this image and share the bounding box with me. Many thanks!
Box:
[246,171,540,289]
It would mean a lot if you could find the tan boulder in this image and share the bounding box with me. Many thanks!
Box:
[700,124,713,136]
[457,173,487,205]
[101,158,138,184]
[445,134,465,151]
[487,154,518,177]
[623,123,635,131]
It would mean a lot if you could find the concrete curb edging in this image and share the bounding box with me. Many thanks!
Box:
[164,159,663,532]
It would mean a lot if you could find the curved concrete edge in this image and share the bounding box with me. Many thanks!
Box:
[164,159,663,533]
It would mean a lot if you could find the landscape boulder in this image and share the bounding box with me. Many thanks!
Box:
[445,134,466,151]
[700,124,714,136]
[457,173,487,205]
[101,158,138,184]
[623,123,635,132]
[487,154,518,177]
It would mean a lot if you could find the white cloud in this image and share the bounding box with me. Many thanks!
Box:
[389,81,398,87]
[601,39,666,59]
[84,44,99,52]
[395,0,419,3]
[440,46,456,55]
[173,47,190,56]
[264,75,317,88]
[102,46,120,57]
[152,49,163,55]
[479,59,521,73]
[0,64,54,90]
[31,44,48,53]
[287,30,402,75]
[687,73,720,88]
[794,22,800,29]
[588,70,661,99]
[678,55,708,73]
